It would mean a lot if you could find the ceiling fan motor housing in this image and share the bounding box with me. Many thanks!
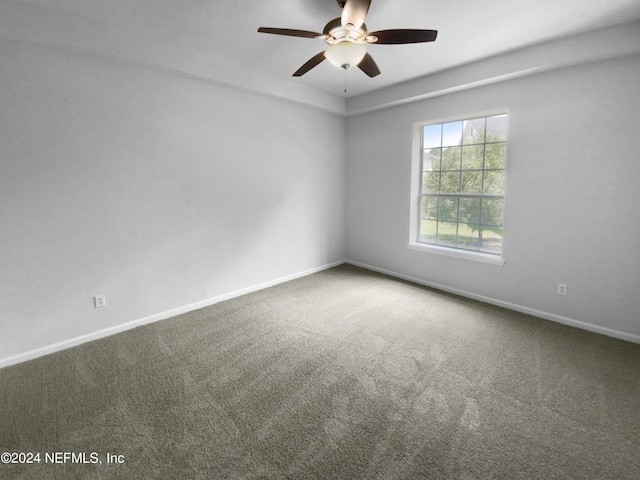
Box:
[323,17,368,44]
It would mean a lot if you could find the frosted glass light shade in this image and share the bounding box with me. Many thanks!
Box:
[324,42,367,69]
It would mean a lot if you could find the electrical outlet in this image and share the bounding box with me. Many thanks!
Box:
[94,295,106,308]
[331,242,336,249]
[557,284,567,296]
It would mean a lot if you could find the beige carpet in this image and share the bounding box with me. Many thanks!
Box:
[1,264,639,479]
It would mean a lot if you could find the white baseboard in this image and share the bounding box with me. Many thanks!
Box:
[4,258,636,369]
[0,260,345,369]
[346,260,640,345]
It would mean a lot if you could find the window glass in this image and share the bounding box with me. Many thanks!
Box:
[417,113,508,256]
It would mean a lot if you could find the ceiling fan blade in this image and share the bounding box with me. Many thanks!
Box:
[293,51,327,76]
[358,52,380,78]
[258,27,323,39]
[368,29,438,44]
[341,0,371,29]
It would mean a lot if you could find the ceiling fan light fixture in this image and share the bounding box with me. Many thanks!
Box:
[324,41,367,69]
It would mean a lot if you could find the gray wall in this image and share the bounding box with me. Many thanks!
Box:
[345,53,640,341]
[0,39,346,363]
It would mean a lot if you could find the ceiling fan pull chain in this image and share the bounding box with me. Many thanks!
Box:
[344,67,347,93]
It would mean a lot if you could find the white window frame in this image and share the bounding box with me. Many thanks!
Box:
[408,109,508,266]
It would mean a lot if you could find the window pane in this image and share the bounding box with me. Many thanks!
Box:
[461,170,483,194]
[437,221,457,247]
[459,197,481,224]
[441,146,461,170]
[480,226,502,253]
[423,124,442,149]
[481,198,504,226]
[442,121,462,147]
[483,170,505,195]
[457,223,480,250]
[438,197,458,221]
[440,172,460,193]
[462,118,485,145]
[423,148,441,171]
[420,197,438,220]
[419,219,437,243]
[461,145,484,170]
[486,115,508,142]
[415,113,508,257]
[422,171,440,193]
[484,143,506,169]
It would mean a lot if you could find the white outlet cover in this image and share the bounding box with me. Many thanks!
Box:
[94,295,106,308]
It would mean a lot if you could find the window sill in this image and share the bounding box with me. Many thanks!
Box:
[407,242,506,266]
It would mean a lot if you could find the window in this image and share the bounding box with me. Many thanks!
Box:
[409,112,508,265]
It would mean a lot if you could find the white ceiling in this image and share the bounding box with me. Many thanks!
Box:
[5,0,640,101]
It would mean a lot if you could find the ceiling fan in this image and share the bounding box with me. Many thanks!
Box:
[258,0,438,78]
